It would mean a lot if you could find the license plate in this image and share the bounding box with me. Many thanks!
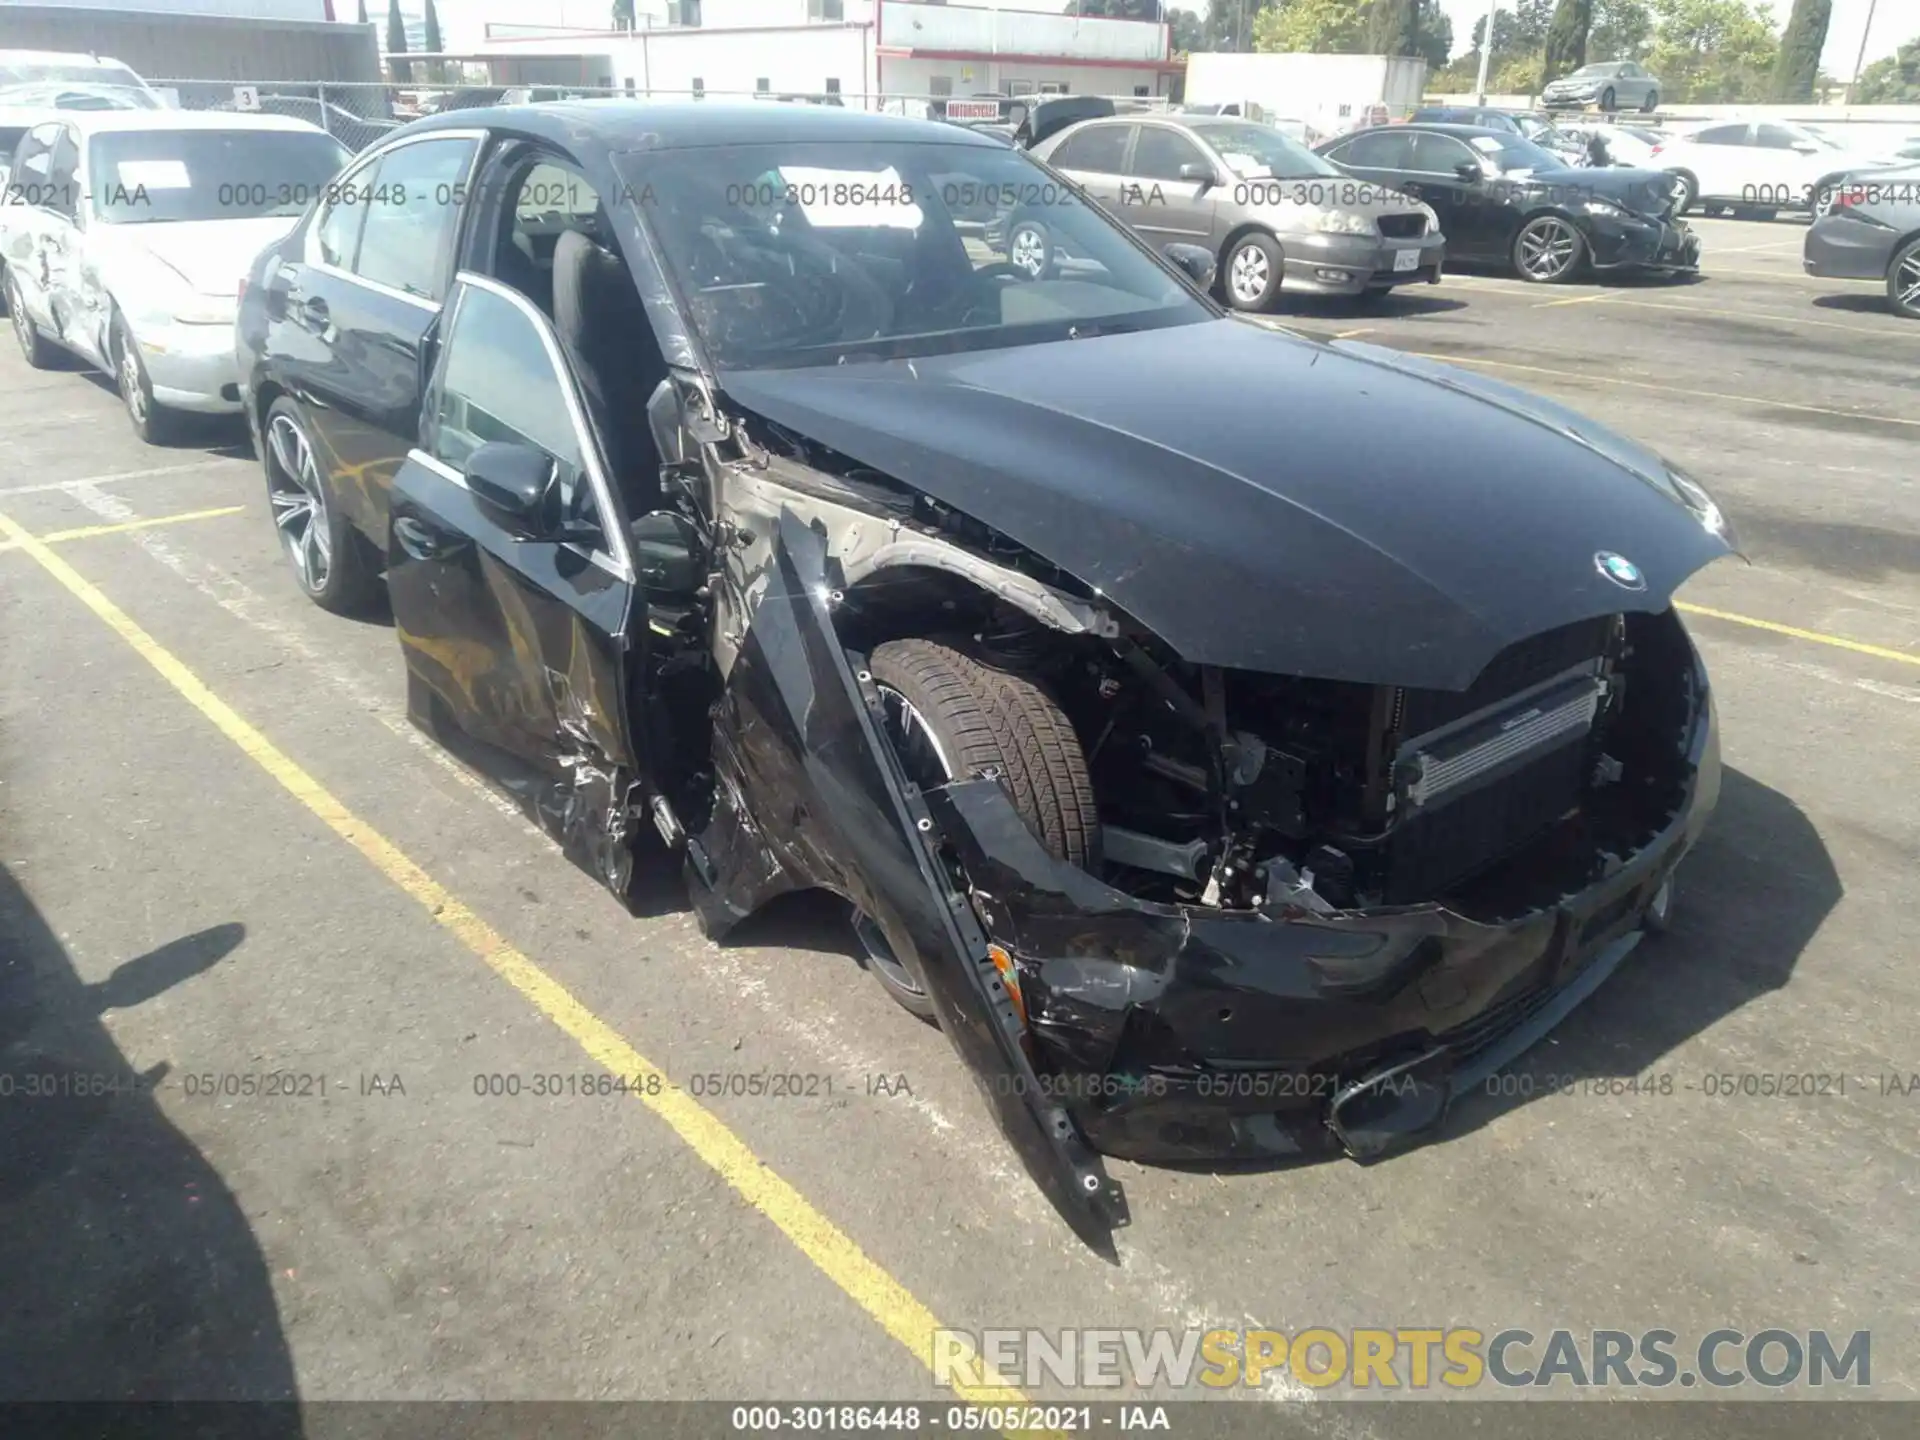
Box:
[1393,249,1419,272]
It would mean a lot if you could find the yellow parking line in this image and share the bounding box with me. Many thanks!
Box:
[0,505,1035,1419]
[1676,602,1920,669]
[1407,351,1920,429]
[1534,291,1620,308]
[0,504,244,553]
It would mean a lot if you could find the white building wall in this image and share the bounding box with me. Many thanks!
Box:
[880,54,1163,100]
[7,0,327,14]
[619,26,874,101]
[878,2,1164,63]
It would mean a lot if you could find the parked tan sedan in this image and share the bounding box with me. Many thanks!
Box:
[1025,114,1445,311]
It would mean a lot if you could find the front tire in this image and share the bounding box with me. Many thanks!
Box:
[1222,232,1284,311]
[1640,90,1659,114]
[262,396,380,615]
[1889,237,1920,320]
[1512,214,1587,283]
[1667,171,1697,215]
[858,637,1097,1019]
[113,314,184,445]
[7,269,58,369]
[1005,216,1055,280]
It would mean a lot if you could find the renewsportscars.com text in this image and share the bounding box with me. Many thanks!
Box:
[932,1327,1870,1392]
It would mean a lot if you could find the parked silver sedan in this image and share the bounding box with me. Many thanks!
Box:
[1802,165,1920,320]
[1026,114,1443,311]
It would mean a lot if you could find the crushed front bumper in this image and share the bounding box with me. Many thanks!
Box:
[927,655,1719,1167]
[1589,213,1700,274]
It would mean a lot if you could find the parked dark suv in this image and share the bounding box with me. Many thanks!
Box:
[236,102,1731,1248]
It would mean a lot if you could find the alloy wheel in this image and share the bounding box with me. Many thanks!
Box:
[9,276,32,356]
[1229,242,1270,305]
[1009,224,1048,278]
[1517,217,1581,281]
[1894,247,1920,317]
[265,411,332,594]
[119,342,149,426]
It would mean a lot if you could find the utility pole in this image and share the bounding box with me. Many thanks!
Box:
[1474,0,1499,104]
[1845,0,1880,105]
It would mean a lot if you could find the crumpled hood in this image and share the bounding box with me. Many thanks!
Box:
[718,318,1733,689]
[100,217,296,295]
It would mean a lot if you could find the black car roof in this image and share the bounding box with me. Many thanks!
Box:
[394,100,1003,152]
[1385,122,1528,140]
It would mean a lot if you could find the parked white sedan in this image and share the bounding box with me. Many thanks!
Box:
[1650,119,1906,217]
[2,110,347,441]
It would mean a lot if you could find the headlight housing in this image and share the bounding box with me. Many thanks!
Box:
[1581,199,1625,217]
[1316,209,1375,236]
[174,294,238,326]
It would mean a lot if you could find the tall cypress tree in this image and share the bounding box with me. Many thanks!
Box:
[386,0,411,83]
[422,0,444,84]
[1367,0,1423,57]
[1771,0,1832,102]
[1541,0,1593,84]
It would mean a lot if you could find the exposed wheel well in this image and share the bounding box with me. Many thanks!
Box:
[1218,222,1276,270]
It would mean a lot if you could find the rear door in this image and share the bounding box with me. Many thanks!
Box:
[3,124,64,332]
[1121,123,1219,252]
[36,124,89,359]
[268,130,481,541]
[1044,120,1132,211]
[385,273,646,894]
[1680,123,1754,200]
[730,508,1127,1249]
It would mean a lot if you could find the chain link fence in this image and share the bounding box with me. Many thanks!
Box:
[153,77,1178,153]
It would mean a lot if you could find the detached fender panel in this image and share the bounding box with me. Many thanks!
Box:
[688,508,1128,1249]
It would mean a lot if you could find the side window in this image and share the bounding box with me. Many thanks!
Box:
[1338,129,1417,169]
[10,124,58,201]
[1129,126,1205,182]
[313,178,369,269]
[429,283,599,533]
[352,137,478,302]
[44,127,80,218]
[1052,123,1130,174]
[1410,134,1478,174]
[1692,125,1749,147]
[1754,124,1803,150]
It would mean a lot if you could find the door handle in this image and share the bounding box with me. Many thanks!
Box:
[298,294,329,327]
[393,514,459,562]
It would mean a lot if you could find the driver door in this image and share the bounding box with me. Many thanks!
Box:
[385,271,648,895]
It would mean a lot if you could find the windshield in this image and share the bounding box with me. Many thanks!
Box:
[1466,132,1568,173]
[1192,121,1341,179]
[1566,65,1619,79]
[620,139,1209,371]
[0,82,158,111]
[88,129,350,223]
[0,60,147,89]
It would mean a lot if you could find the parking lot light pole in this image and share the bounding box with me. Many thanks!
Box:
[1845,0,1879,105]
[1475,0,1498,105]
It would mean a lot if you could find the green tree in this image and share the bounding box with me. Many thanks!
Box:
[613,0,637,29]
[386,0,411,84]
[1415,0,1452,69]
[422,0,444,84]
[1368,0,1423,57]
[1204,0,1273,50]
[1543,0,1594,81]
[1471,0,1554,52]
[1589,0,1654,59]
[1851,33,1920,102]
[1253,0,1368,52]
[1769,0,1830,100]
[1646,0,1781,103]
[1168,5,1206,51]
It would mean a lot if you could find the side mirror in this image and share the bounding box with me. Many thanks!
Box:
[1454,161,1484,181]
[464,441,555,533]
[1178,160,1218,187]
[630,509,706,599]
[1163,242,1217,292]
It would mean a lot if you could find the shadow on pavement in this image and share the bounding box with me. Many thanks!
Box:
[0,862,299,1423]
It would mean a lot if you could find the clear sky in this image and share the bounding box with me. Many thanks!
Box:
[423,0,1907,77]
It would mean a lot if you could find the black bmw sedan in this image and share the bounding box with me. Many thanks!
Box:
[235,101,1733,1248]
[1318,122,1699,283]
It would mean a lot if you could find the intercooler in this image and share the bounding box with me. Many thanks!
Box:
[1374,617,1617,902]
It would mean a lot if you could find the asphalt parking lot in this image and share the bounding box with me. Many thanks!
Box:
[2,213,1916,1432]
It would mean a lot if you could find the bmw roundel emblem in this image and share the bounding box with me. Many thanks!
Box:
[1595,551,1646,591]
